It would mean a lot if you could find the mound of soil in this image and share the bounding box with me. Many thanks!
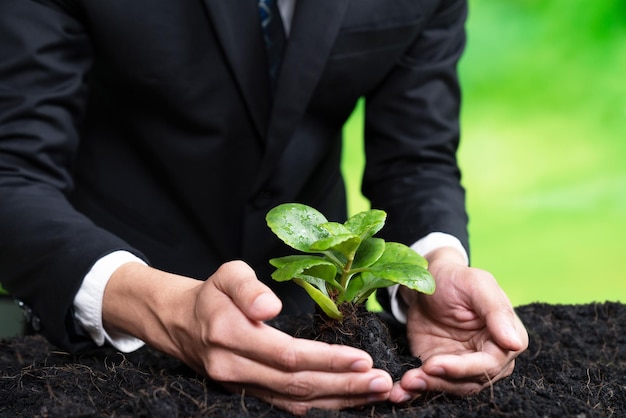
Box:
[1,302,625,417]
[291,303,420,381]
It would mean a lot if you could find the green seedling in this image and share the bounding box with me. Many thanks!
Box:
[266,203,435,320]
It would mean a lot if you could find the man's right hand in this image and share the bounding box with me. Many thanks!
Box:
[102,260,392,415]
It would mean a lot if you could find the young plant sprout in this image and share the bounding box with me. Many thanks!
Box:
[266,203,435,320]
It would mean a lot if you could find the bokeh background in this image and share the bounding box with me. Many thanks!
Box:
[344,0,626,306]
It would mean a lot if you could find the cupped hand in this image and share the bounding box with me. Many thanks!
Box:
[172,261,393,415]
[388,248,528,403]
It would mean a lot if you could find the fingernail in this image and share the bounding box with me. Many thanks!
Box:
[350,359,371,372]
[407,378,427,391]
[369,376,391,393]
[251,293,275,312]
[428,366,445,377]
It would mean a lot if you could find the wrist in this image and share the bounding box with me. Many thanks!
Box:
[102,262,201,358]
[398,245,469,312]
[424,246,468,267]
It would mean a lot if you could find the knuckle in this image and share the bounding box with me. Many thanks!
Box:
[343,375,359,396]
[203,355,232,382]
[284,402,312,416]
[202,324,225,346]
[206,366,229,382]
[203,316,219,339]
[220,262,260,298]
[338,397,370,411]
[284,375,315,399]
[219,260,254,278]
[323,344,346,372]
[276,343,300,370]
[203,318,229,347]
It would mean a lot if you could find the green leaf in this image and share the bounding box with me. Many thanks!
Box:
[367,263,435,294]
[374,242,429,269]
[319,222,350,236]
[344,209,386,240]
[269,254,312,268]
[266,204,434,312]
[266,203,329,252]
[311,234,358,252]
[360,277,397,299]
[352,237,385,269]
[270,256,337,284]
[313,221,363,256]
[344,273,395,303]
[297,274,333,297]
[294,278,343,320]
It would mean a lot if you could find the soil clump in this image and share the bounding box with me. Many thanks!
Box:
[292,303,420,381]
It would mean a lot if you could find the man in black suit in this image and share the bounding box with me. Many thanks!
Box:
[0,0,527,414]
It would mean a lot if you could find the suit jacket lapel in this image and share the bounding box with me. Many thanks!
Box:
[255,0,350,188]
[201,0,270,139]
[201,0,350,191]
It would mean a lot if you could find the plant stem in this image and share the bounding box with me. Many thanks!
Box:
[339,256,354,289]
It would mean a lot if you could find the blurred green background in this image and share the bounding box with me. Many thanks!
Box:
[344,0,626,307]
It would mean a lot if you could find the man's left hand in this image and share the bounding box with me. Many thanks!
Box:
[389,247,529,403]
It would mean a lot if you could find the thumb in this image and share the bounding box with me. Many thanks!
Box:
[211,260,283,321]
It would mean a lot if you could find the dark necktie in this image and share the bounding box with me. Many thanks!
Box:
[258,0,287,94]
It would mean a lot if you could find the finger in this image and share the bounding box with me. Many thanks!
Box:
[211,260,283,321]
[466,269,528,351]
[486,309,529,352]
[395,373,492,398]
[219,366,392,415]
[218,363,392,400]
[243,389,391,416]
[420,350,514,381]
[395,353,516,397]
[208,317,374,373]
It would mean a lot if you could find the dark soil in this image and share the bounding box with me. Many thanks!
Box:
[1,302,625,417]
[291,303,420,381]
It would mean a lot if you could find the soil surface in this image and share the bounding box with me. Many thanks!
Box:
[1,302,624,417]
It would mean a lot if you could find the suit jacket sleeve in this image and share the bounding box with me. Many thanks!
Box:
[0,1,146,352]
[363,0,470,254]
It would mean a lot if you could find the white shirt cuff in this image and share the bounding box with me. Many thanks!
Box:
[74,250,147,352]
[388,232,469,324]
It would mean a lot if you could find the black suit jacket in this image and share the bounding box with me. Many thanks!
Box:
[0,0,469,352]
